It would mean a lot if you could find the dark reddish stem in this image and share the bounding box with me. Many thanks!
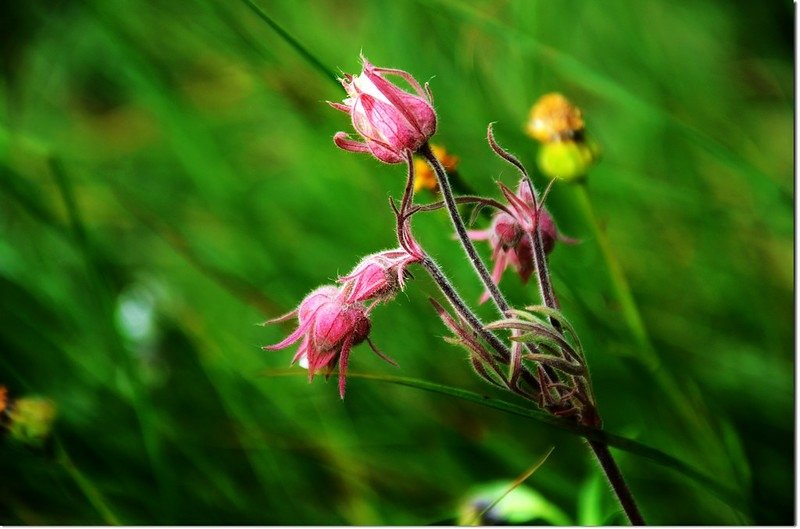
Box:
[485,127,646,525]
[419,142,512,316]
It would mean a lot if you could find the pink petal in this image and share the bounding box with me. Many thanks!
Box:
[337,335,354,399]
[371,65,428,99]
[467,229,492,241]
[367,139,404,163]
[291,336,310,364]
[365,67,434,136]
[333,132,371,154]
[354,96,405,143]
[262,319,313,350]
[327,101,352,113]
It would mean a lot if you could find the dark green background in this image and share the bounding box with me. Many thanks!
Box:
[0,0,792,524]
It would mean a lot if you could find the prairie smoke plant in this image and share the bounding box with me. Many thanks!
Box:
[265,54,644,524]
[330,56,436,163]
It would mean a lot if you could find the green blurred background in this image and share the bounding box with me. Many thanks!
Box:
[0,0,792,525]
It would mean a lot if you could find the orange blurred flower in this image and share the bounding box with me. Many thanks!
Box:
[413,144,459,193]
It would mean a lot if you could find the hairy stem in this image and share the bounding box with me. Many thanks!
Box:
[532,184,645,524]
[588,441,646,525]
[419,143,567,400]
[524,180,560,310]
[482,133,644,524]
[419,257,511,362]
[420,143,511,315]
[420,256,545,398]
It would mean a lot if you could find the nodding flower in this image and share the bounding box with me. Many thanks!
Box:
[468,179,567,303]
[264,285,395,398]
[330,55,436,164]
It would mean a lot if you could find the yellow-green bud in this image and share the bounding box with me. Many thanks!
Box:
[537,138,600,182]
[8,397,57,446]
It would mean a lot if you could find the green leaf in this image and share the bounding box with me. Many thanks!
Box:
[261,369,747,513]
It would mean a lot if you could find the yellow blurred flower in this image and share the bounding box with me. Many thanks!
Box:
[525,93,585,144]
[413,144,459,193]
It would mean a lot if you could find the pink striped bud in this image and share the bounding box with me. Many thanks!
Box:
[329,56,436,164]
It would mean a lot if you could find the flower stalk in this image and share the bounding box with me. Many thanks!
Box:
[419,142,513,316]
[480,131,644,524]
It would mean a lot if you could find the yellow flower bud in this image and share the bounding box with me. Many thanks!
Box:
[8,397,57,446]
[526,93,585,144]
[537,139,599,182]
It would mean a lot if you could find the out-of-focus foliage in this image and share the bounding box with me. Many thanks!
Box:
[0,0,791,524]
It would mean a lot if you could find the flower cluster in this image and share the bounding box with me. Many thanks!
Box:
[264,245,422,398]
[261,54,643,526]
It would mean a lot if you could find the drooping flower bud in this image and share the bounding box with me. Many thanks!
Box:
[264,285,392,398]
[468,179,567,303]
[330,55,436,164]
[339,249,421,304]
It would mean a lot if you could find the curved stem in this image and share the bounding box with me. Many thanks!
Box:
[420,143,511,315]
[420,143,568,401]
[524,180,560,310]
[479,133,644,523]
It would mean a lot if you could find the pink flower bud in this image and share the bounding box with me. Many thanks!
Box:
[263,285,395,398]
[468,179,568,303]
[338,249,421,304]
[329,56,436,164]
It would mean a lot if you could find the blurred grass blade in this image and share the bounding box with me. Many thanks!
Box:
[56,440,123,525]
[239,0,339,86]
[469,446,555,526]
[261,369,745,511]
